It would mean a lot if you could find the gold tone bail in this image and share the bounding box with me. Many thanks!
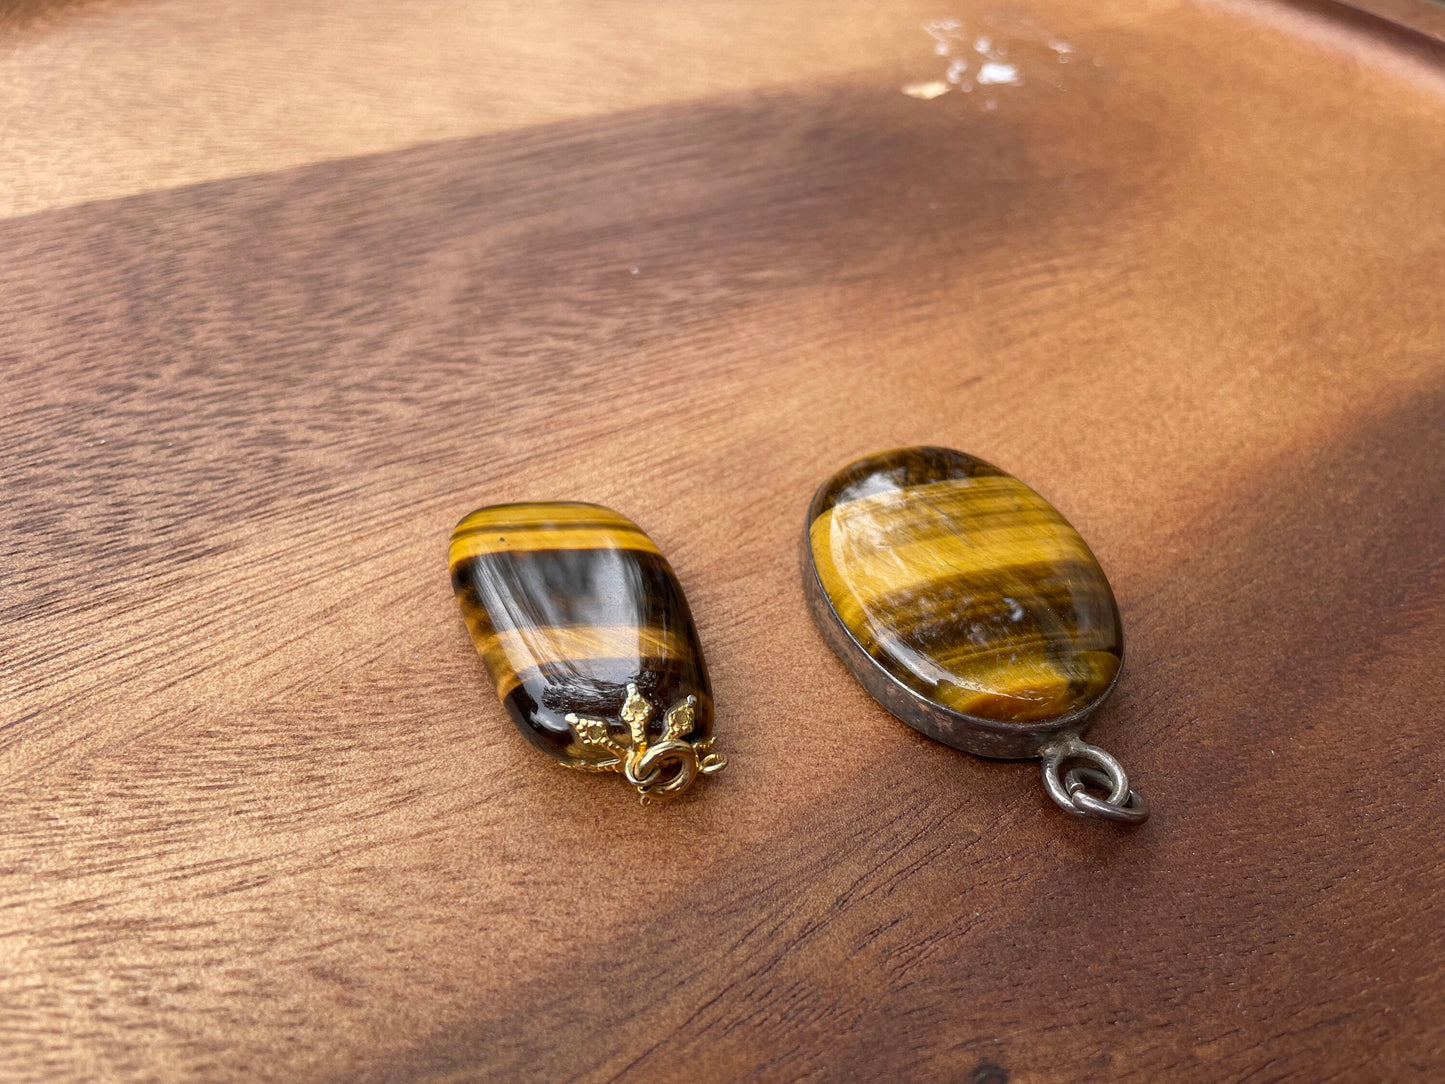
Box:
[564,683,725,803]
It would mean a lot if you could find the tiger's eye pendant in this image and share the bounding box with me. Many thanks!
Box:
[802,447,1148,823]
[450,502,726,803]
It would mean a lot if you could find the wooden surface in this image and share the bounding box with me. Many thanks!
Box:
[2,1,1443,1080]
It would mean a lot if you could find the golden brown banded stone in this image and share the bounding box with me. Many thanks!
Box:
[450,502,721,798]
[803,447,1122,758]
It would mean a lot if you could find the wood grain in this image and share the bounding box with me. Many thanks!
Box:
[1,0,1443,1081]
[0,0,1085,219]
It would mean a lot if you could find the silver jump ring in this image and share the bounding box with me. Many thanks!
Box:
[1039,737,1149,825]
[1064,766,1150,824]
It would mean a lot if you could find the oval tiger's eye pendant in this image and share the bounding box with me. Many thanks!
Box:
[803,447,1148,823]
[450,502,726,803]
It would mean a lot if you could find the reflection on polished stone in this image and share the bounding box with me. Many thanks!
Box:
[450,502,722,799]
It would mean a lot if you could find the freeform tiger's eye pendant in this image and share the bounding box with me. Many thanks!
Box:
[450,502,726,803]
[803,447,1148,823]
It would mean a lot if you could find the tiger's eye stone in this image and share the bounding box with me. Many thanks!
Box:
[449,502,721,796]
[803,447,1123,758]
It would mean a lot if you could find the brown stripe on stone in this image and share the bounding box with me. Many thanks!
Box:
[450,548,691,638]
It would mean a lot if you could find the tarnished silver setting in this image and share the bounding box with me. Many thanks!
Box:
[800,452,1152,826]
[1039,737,1149,824]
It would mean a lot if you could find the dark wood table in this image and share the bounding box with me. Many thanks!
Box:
[3,1,1443,1080]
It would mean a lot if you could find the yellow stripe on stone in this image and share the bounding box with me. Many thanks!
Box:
[454,502,637,531]
[449,503,660,565]
[810,476,1095,636]
[449,525,660,564]
[467,623,686,699]
[933,649,1119,722]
